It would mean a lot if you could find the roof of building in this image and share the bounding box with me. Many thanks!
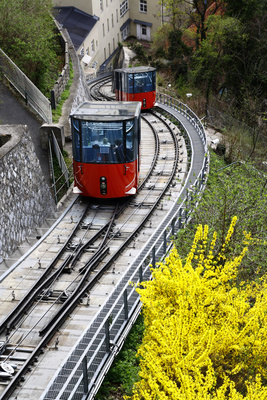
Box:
[54,7,99,50]
[133,19,152,27]
[120,18,132,31]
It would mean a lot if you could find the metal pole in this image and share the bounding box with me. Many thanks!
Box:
[139,264,143,283]
[124,289,128,320]
[172,218,176,236]
[178,208,182,229]
[48,137,57,203]
[152,246,156,268]
[105,320,110,353]
[82,356,88,394]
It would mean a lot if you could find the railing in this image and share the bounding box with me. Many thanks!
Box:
[157,92,207,150]
[48,130,72,204]
[85,70,113,84]
[0,49,52,124]
[41,96,209,400]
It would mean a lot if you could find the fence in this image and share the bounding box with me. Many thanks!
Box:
[207,103,252,134]
[48,130,72,204]
[42,95,209,400]
[0,49,52,124]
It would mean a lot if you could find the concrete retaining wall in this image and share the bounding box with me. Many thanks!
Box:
[50,21,70,109]
[0,125,56,263]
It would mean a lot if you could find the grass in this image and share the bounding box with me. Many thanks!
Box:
[52,60,74,123]
[95,313,144,400]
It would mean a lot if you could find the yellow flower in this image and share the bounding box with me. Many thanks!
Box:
[130,218,267,400]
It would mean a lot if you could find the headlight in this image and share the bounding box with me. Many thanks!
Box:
[100,176,107,195]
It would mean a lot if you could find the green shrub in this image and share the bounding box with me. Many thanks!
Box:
[96,314,144,399]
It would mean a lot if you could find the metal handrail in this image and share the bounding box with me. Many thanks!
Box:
[0,49,52,124]
[48,130,73,203]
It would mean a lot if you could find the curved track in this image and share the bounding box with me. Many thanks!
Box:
[0,76,208,400]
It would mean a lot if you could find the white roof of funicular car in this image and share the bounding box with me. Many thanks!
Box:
[70,101,141,121]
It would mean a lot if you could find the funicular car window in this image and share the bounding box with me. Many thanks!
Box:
[133,72,154,93]
[81,120,134,163]
[127,73,134,94]
[125,120,135,162]
[72,119,81,161]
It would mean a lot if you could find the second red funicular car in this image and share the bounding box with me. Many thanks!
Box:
[114,66,156,110]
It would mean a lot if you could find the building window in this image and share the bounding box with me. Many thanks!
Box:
[80,47,84,56]
[111,14,114,28]
[120,0,129,17]
[142,25,147,35]
[121,25,130,40]
[108,43,111,56]
[100,0,103,11]
[140,0,147,13]
[107,18,109,32]
[91,40,95,54]
[106,0,108,6]
[103,23,105,37]
[113,38,115,50]
[116,9,118,22]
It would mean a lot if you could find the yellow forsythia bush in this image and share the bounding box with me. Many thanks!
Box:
[127,217,267,399]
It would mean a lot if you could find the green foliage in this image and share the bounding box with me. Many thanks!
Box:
[223,5,267,113]
[131,42,148,64]
[189,14,245,110]
[221,121,267,164]
[52,61,74,123]
[0,0,62,95]
[151,23,172,59]
[96,314,144,399]
[157,75,165,87]
[175,152,267,282]
[226,0,265,23]
[168,29,192,61]
[187,0,226,44]
[159,0,186,29]
[152,0,267,132]
[175,75,192,98]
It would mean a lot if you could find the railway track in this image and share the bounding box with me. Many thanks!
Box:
[87,75,114,102]
[0,101,196,399]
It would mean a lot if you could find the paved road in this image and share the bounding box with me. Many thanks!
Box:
[0,81,50,184]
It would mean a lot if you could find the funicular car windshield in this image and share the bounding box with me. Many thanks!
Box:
[133,71,155,93]
[72,119,136,163]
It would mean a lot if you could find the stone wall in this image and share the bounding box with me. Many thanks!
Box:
[0,125,56,263]
[50,21,70,109]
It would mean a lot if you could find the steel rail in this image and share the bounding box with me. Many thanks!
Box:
[38,203,120,336]
[0,201,91,336]
[0,111,179,400]
[39,83,208,400]
[41,111,182,400]
[0,76,209,400]
[38,114,164,337]
[45,103,208,400]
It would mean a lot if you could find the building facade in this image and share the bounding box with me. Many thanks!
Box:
[53,0,161,74]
